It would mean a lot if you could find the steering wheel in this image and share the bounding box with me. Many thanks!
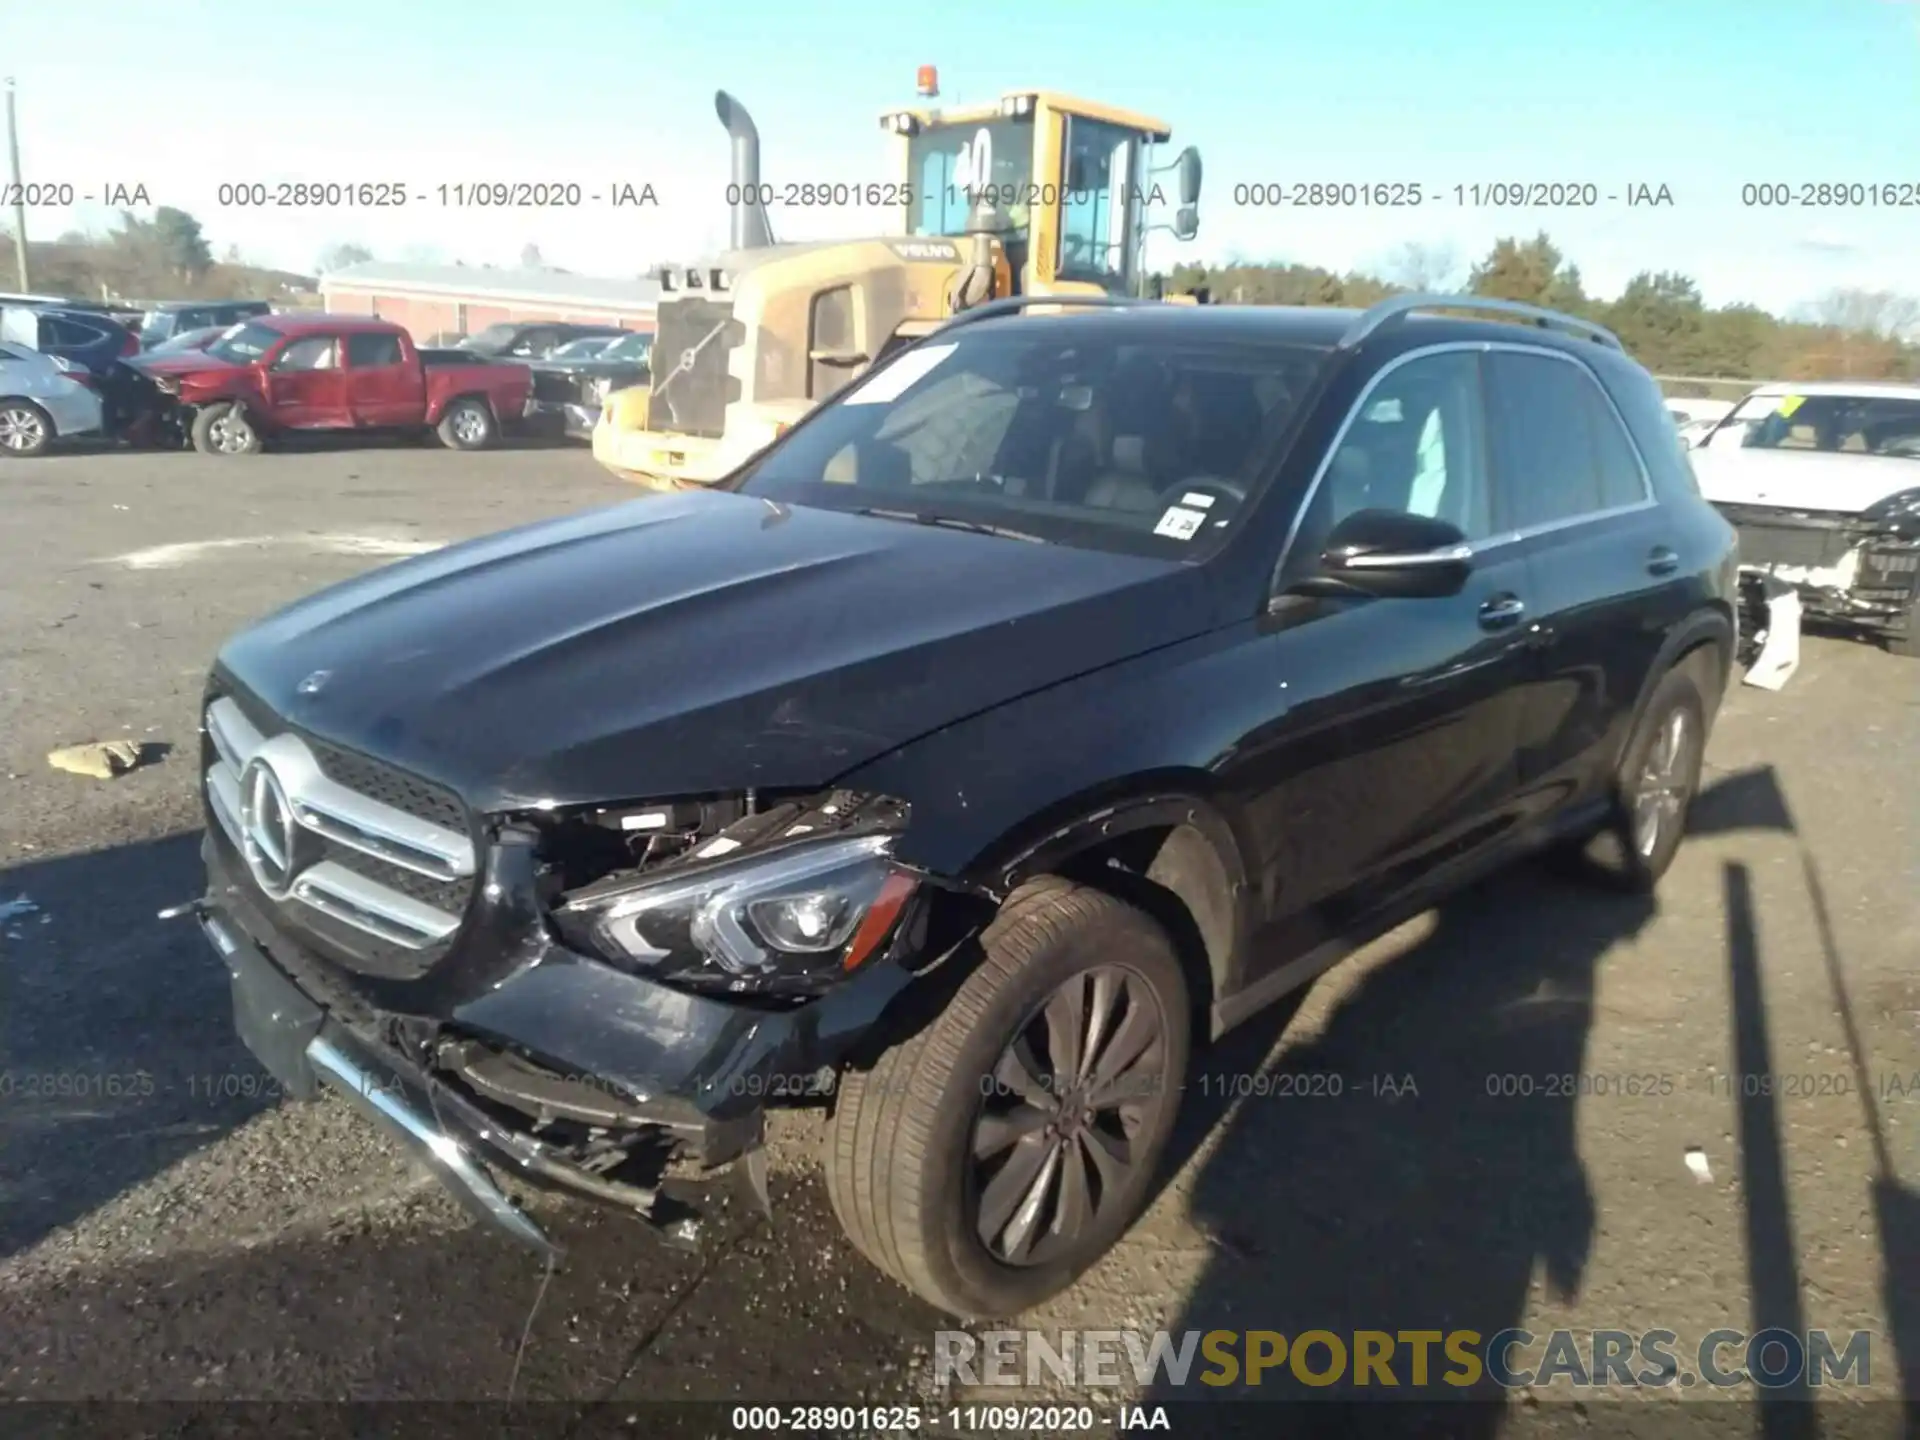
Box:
[1166,476,1247,508]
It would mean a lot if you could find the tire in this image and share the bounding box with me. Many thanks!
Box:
[190,402,261,455]
[825,878,1190,1319]
[1557,663,1707,892]
[1887,596,1920,659]
[0,399,53,457]
[436,397,497,450]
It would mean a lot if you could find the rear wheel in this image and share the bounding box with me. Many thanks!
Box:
[1557,664,1707,891]
[436,397,496,450]
[190,402,261,455]
[0,400,52,457]
[826,879,1189,1318]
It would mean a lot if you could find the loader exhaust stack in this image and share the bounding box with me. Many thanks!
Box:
[715,91,776,251]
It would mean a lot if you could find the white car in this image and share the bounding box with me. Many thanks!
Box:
[0,340,105,456]
[1690,381,1920,659]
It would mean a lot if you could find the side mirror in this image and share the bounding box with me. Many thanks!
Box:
[1172,206,1199,241]
[1296,508,1473,599]
[1175,147,1203,207]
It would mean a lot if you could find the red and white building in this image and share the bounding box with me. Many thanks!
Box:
[319,262,659,342]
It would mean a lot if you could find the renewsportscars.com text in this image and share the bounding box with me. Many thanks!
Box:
[933,1327,1873,1391]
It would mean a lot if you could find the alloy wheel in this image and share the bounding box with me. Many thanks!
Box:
[0,406,45,452]
[1633,706,1695,857]
[453,406,488,444]
[210,413,253,453]
[970,965,1171,1267]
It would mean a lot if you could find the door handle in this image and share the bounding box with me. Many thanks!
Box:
[1647,546,1680,577]
[1478,594,1526,630]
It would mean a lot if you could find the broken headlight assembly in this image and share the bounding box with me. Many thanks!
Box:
[554,829,920,998]
[1863,487,1920,538]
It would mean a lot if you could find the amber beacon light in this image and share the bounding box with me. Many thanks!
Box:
[916,65,939,98]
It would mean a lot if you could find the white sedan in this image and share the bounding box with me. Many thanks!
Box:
[0,341,105,456]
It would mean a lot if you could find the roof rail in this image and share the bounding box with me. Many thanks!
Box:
[934,294,1158,333]
[1338,292,1623,352]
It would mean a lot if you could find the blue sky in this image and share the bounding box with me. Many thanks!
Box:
[10,0,1919,313]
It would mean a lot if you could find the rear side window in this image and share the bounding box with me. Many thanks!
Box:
[42,315,104,347]
[1587,388,1649,510]
[346,332,404,366]
[1484,351,1608,531]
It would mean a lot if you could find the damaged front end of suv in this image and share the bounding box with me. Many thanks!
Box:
[192,675,986,1255]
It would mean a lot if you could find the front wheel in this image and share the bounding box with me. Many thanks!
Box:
[436,397,497,450]
[0,400,53,457]
[1887,595,1920,659]
[190,402,261,455]
[825,878,1190,1318]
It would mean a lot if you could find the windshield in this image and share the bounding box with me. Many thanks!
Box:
[550,336,616,359]
[1736,392,1920,458]
[206,322,280,364]
[604,332,652,362]
[735,326,1329,559]
[907,119,1035,241]
[463,323,519,354]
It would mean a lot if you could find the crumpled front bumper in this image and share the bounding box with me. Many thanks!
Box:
[201,903,568,1256]
[191,834,928,1257]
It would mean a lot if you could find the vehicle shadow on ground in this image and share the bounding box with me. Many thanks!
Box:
[0,1162,942,1402]
[1705,769,1920,1415]
[0,831,271,1258]
[1140,769,1878,1435]
[260,427,583,455]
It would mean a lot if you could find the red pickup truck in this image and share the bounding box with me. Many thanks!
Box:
[137,314,533,454]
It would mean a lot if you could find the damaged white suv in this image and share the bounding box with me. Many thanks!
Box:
[1691,381,1920,659]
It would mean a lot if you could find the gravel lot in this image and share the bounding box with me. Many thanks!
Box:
[1,440,1915,1430]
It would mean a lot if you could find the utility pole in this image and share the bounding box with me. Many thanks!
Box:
[5,78,27,291]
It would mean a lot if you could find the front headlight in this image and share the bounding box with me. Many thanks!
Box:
[558,833,920,995]
[1863,486,1920,536]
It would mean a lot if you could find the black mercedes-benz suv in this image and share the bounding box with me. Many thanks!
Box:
[187,293,1738,1319]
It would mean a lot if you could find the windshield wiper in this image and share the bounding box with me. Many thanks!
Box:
[852,506,1045,544]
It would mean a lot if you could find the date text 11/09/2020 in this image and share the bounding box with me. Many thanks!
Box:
[1227,181,1675,208]
[721,181,1173,210]
[210,181,658,208]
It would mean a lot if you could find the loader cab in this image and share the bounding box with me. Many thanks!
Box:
[881,90,1200,299]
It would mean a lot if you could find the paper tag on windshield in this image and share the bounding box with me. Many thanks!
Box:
[1180,492,1216,509]
[843,343,959,405]
[1154,505,1208,541]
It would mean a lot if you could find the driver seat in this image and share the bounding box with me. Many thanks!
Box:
[1084,434,1167,513]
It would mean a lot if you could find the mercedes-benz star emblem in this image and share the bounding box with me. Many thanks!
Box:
[238,759,301,899]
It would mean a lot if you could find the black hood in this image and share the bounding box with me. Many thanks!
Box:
[529,357,650,380]
[216,489,1216,812]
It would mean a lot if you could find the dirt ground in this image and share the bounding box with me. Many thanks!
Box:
[1,439,1915,1436]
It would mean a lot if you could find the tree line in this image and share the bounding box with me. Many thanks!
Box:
[2,208,312,304]
[11,211,1913,384]
[1166,234,1920,384]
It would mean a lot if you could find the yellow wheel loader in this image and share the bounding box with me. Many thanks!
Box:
[592,73,1203,489]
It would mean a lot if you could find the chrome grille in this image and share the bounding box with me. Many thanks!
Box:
[203,696,476,955]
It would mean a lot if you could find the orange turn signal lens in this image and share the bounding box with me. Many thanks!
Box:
[842,871,919,971]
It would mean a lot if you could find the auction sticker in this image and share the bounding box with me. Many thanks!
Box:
[844,343,957,405]
[1153,505,1208,540]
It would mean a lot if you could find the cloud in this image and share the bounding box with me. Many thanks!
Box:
[1795,227,1860,255]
